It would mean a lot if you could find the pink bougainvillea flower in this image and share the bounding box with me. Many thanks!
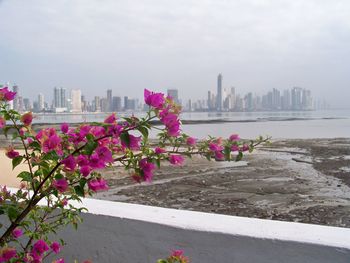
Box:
[12,227,23,238]
[121,134,141,150]
[60,123,69,134]
[20,112,33,126]
[32,239,49,256]
[89,153,106,169]
[214,151,225,161]
[107,123,123,136]
[171,250,185,258]
[104,113,117,124]
[159,109,181,137]
[36,128,63,154]
[52,178,69,193]
[0,87,16,101]
[88,178,108,192]
[169,154,185,165]
[80,165,91,177]
[139,158,156,182]
[62,155,76,171]
[241,144,250,152]
[96,146,113,163]
[76,155,89,166]
[61,198,68,207]
[0,247,17,261]
[90,126,106,138]
[131,174,142,183]
[154,147,166,154]
[209,142,224,152]
[229,134,240,141]
[50,242,61,254]
[5,146,20,159]
[231,144,239,152]
[0,116,5,128]
[144,89,165,109]
[186,137,197,146]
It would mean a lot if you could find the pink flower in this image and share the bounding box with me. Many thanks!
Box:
[139,158,156,181]
[5,146,20,159]
[80,165,91,177]
[88,178,108,192]
[62,155,76,171]
[186,137,197,146]
[90,126,106,138]
[89,153,106,169]
[12,227,23,238]
[159,109,181,137]
[214,151,225,161]
[0,87,16,101]
[209,142,224,152]
[1,247,17,261]
[77,155,89,166]
[61,199,68,206]
[36,128,63,154]
[0,116,5,128]
[96,146,113,163]
[171,250,184,258]
[132,174,142,183]
[107,124,123,136]
[20,112,33,126]
[231,145,239,152]
[32,239,49,256]
[154,147,166,154]
[60,123,69,133]
[144,89,165,109]
[229,134,240,141]
[53,259,65,263]
[241,144,250,152]
[104,113,117,124]
[52,178,69,193]
[50,242,61,254]
[121,134,141,150]
[169,155,185,165]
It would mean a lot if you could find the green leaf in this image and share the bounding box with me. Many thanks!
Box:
[7,206,19,221]
[137,126,149,139]
[42,151,59,161]
[235,151,243,161]
[157,260,168,263]
[18,171,32,182]
[84,140,98,155]
[79,178,87,189]
[74,185,85,197]
[224,146,231,161]
[12,156,24,170]
[120,132,130,147]
[156,158,161,169]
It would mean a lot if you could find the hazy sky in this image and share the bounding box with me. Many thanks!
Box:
[0,0,349,107]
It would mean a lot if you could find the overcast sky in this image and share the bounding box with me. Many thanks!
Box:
[0,0,349,107]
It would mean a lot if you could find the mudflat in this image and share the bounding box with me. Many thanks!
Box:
[94,138,350,228]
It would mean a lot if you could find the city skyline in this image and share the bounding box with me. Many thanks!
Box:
[1,1,350,108]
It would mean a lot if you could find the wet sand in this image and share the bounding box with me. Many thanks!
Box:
[94,138,350,228]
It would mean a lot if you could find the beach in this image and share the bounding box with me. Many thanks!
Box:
[93,138,350,228]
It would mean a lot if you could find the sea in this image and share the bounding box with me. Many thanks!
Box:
[33,109,350,139]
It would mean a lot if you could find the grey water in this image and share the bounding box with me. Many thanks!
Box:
[34,109,350,139]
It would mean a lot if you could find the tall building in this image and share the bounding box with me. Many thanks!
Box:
[216,74,223,111]
[94,96,101,112]
[112,96,122,111]
[38,93,45,111]
[167,89,179,104]
[107,89,112,112]
[282,90,291,110]
[12,85,19,111]
[291,87,302,110]
[71,89,82,113]
[53,87,67,109]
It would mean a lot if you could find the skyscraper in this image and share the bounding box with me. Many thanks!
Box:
[38,93,45,111]
[107,89,112,112]
[71,89,82,113]
[13,85,19,111]
[53,87,67,109]
[167,89,179,104]
[217,74,223,111]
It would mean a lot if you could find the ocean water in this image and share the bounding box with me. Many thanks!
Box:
[34,109,350,139]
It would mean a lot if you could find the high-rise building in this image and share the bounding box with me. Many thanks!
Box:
[112,96,122,111]
[282,90,291,110]
[71,89,82,113]
[291,87,302,110]
[94,96,101,112]
[12,85,19,111]
[216,74,223,111]
[107,89,112,112]
[167,89,179,104]
[53,87,67,109]
[38,93,45,111]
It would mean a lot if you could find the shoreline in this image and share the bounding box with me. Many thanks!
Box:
[1,138,350,228]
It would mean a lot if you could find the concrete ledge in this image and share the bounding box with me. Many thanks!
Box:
[56,198,350,262]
